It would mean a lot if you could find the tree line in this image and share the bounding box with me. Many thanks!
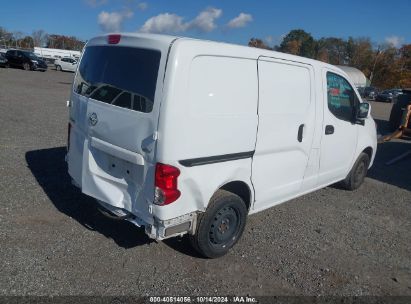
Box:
[0,27,85,51]
[1,26,409,89]
[249,29,411,90]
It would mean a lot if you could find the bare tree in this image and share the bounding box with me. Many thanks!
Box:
[32,30,48,47]
[13,31,24,47]
[248,38,271,50]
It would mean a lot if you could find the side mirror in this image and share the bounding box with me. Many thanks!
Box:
[356,102,370,125]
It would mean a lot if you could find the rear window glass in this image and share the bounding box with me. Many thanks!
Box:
[74,46,161,113]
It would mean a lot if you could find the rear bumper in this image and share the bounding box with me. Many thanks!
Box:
[145,212,197,240]
[95,197,197,240]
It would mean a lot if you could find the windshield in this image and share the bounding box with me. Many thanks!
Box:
[74,46,161,113]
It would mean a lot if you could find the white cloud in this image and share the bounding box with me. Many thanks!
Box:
[85,0,108,8]
[264,34,285,46]
[188,7,222,32]
[137,2,148,11]
[98,9,134,32]
[265,35,274,44]
[138,7,222,34]
[385,35,404,47]
[227,13,252,29]
[140,13,187,33]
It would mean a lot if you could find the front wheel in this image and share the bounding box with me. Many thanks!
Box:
[23,62,30,71]
[189,190,247,258]
[56,65,62,71]
[340,152,370,190]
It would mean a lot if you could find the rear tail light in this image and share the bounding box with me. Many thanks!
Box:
[67,123,71,151]
[108,34,121,44]
[154,163,181,205]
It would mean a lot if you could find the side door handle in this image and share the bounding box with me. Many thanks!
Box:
[325,125,334,135]
[297,124,304,142]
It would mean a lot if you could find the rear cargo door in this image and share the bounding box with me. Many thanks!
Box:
[71,40,167,222]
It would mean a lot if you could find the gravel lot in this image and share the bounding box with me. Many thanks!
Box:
[0,67,410,297]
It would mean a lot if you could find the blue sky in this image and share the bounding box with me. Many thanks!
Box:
[2,0,411,47]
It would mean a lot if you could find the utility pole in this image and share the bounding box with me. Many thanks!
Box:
[370,47,383,86]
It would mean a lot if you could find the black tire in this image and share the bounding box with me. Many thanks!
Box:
[22,62,30,71]
[56,65,62,71]
[189,190,247,258]
[340,152,370,191]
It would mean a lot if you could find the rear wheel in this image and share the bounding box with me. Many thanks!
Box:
[189,190,247,258]
[22,62,30,71]
[56,65,62,71]
[340,152,370,190]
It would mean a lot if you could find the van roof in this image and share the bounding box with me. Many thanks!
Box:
[88,33,348,77]
[87,33,179,51]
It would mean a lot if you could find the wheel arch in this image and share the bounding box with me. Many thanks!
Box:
[219,180,253,211]
[362,146,373,161]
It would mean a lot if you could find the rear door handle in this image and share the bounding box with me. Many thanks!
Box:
[297,124,304,142]
[325,125,334,135]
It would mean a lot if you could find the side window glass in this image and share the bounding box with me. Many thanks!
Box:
[112,92,132,109]
[133,95,153,113]
[326,72,356,122]
[90,85,122,104]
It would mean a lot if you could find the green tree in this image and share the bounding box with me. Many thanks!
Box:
[346,37,374,77]
[371,46,402,89]
[279,29,316,58]
[316,37,347,65]
[398,44,411,88]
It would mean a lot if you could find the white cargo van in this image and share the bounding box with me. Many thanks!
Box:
[67,33,377,258]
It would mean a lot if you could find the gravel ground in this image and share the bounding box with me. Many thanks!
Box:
[0,67,410,297]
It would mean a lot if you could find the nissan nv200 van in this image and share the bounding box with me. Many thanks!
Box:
[66,33,377,258]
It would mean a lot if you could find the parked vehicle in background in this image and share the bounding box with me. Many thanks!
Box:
[5,50,48,71]
[0,53,8,68]
[67,33,377,258]
[375,89,403,103]
[34,47,81,63]
[360,86,378,100]
[389,89,411,130]
[55,57,78,72]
